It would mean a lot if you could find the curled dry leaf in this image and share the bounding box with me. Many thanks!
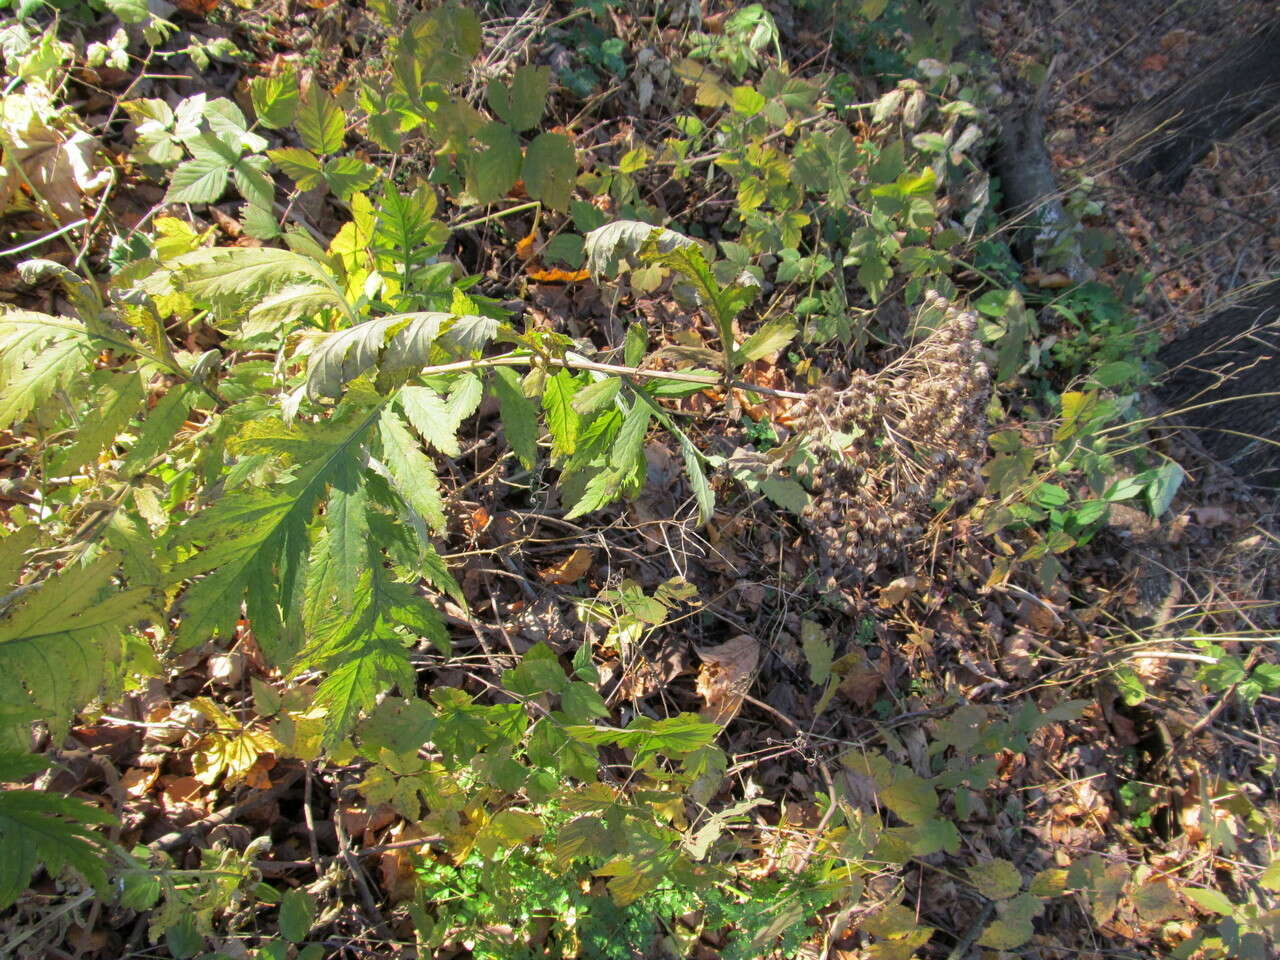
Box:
[695,634,759,725]
[877,576,918,608]
[538,547,594,584]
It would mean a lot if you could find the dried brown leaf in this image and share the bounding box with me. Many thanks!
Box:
[696,634,759,725]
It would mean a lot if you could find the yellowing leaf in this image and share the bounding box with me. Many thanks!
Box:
[539,548,594,585]
[967,858,1022,900]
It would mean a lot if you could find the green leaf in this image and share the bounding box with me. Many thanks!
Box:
[1145,461,1183,517]
[734,317,797,365]
[466,122,522,205]
[486,65,550,132]
[232,154,275,211]
[323,155,381,201]
[522,132,576,211]
[57,370,145,475]
[967,858,1022,900]
[584,221,696,280]
[295,85,345,154]
[398,385,461,458]
[800,620,831,686]
[165,155,231,204]
[571,376,621,416]
[278,888,316,942]
[170,410,382,656]
[0,312,96,429]
[0,786,116,909]
[0,554,153,738]
[304,312,454,400]
[677,430,714,524]
[163,247,339,322]
[624,322,647,367]
[102,0,149,22]
[491,366,538,469]
[1184,886,1235,916]
[542,370,581,458]
[977,915,1034,951]
[268,147,324,191]
[474,810,543,858]
[251,70,300,130]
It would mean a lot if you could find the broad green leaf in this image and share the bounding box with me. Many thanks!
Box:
[268,147,324,191]
[279,888,316,942]
[466,122,521,204]
[165,154,230,204]
[967,858,1022,900]
[522,132,576,211]
[486,65,550,132]
[1184,886,1234,916]
[232,154,275,211]
[163,247,339,321]
[734,317,797,365]
[251,70,300,130]
[624,321,647,367]
[0,312,96,429]
[295,85,345,154]
[474,809,543,858]
[323,156,381,201]
[491,366,538,469]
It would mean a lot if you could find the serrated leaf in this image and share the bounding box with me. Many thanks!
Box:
[162,247,339,322]
[491,366,538,469]
[584,221,696,280]
[232,154,275,211]
[251,70,299,130]
[486,64,550,132]
[522,132,576,211]
[295,85,345,155]
[305,312,451,400]
[323,155,380,201]
[0,787,116,909]
[0,553,153,737]
[571,376,621,416]
[268,147,324,191]
[398,385,460,458]
[466,122,521,204]
[977,916,1034,951]
[542,370,581,458]
[677,430,714,524]
[967,858,1022,900]
[165,154,230,204]
[57,370,145,474]
[0,312,96,429]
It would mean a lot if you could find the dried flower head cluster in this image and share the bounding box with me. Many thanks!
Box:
[795,291,990,594]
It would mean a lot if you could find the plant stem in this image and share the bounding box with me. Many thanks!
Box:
[414,350,809,400]
[449,200,542,232]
